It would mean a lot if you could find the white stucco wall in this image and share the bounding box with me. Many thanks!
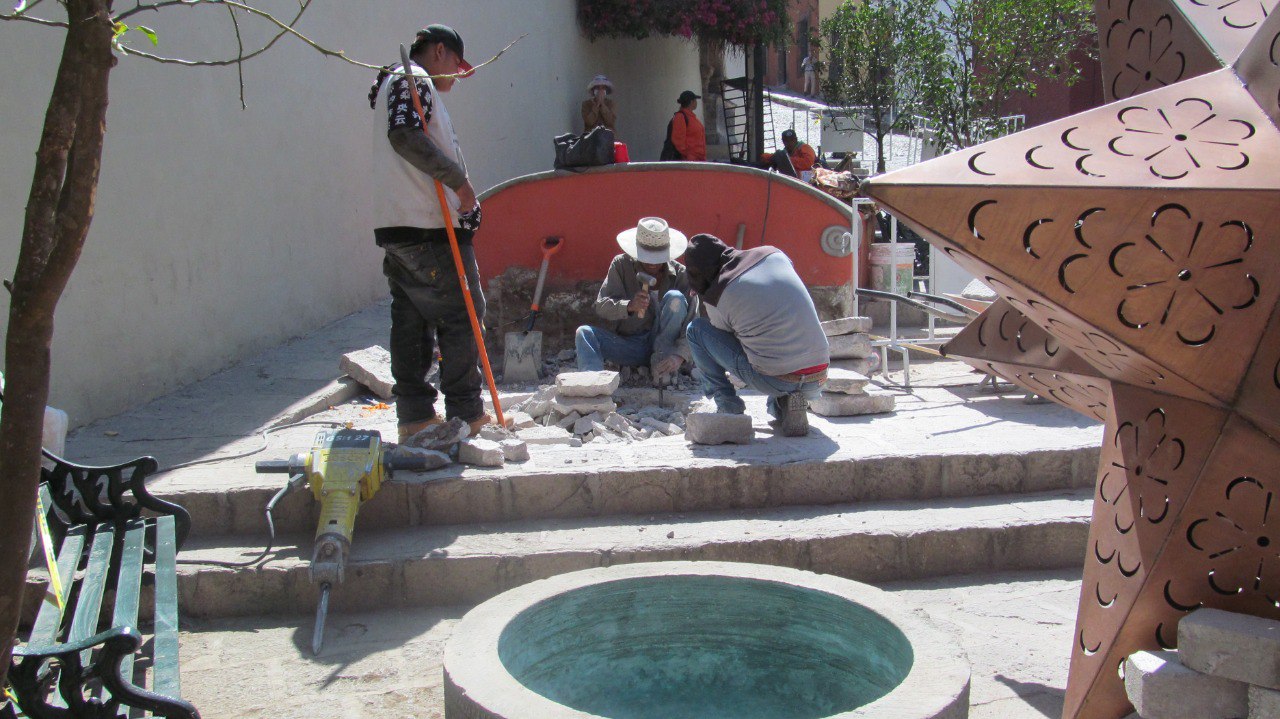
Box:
[0,0,699,426]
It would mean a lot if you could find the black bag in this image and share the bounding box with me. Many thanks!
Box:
[659,115,682,161]
[554,125,615,169]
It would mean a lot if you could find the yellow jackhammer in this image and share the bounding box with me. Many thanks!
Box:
[256,428,433,654]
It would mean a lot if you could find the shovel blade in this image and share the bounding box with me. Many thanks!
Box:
[503,331,543,383]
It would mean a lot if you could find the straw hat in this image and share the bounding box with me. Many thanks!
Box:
[616,217,688,264]
[587,74,614,94]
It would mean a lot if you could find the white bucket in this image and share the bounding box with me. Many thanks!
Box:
[869,243,915,294]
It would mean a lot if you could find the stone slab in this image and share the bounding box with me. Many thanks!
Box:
[824,368,870,395]
[1251,685,1280,719]
[499,439,530,463]
[810,391,895,417]
[554,370,620,397]
[551,396,617,416]
[1124,650,1248,719]
[338,346,395,400]
[829,333,874,360]
[506,411,536,429]
[1179,608,1280,690]
[516,426,578,446]
[822,316,873,336]
[685,412,753,445]
[458,438,504,468]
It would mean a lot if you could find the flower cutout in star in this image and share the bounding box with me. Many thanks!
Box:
[1105,10,1188,99]
[1188,0,1271,30]
[1043,317,1167,386]
[1110,407,1187,523]
[1109,204,1259,346]
[1186,475,1280,602]
[1109,98,1255,179]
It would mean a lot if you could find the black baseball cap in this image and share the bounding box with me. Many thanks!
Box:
[678,90,701,105]
[781,129,797,140]
[417,24,474,77]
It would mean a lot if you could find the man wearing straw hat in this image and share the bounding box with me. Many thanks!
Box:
[581,74,617,132]
[574,217,695,384]
[368,24,491,440]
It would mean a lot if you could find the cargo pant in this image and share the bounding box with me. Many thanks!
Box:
[381,231,485,426]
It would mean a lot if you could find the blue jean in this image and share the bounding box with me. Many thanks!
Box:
[685,317,824,418]
[576,290,689,371]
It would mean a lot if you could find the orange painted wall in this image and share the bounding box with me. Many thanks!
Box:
[474,163,857,290]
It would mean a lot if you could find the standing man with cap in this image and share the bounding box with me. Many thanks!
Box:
[683,234,830,436]
[582,74,617,132]
[575,217,695,384]
[668,90,706,161]
[368,24,492,441]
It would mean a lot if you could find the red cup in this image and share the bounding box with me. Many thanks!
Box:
[613,141,630,163]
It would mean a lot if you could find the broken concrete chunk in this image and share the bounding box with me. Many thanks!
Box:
[822,316,873,337]
[685,412,753,445]
[1124,650,1247,719]
[507,411,536,429]
[516,426,578,446]
[499,438,530,463]
[828,333,874,360]
[524,400,553,419]
[604,412,640,437]
[824,368,871,395]
[338,346,396,400]
[478,424,517,442]
[638,417,682,436]
[573,412,603,436]
[809,391,895,417]
[551,395,617,416]
[458,438,504,467]
[384,446,451,473]
[556,411,582,430]
[555,370,621,397]
[405,417,470,452]
[1179,608,1280,690]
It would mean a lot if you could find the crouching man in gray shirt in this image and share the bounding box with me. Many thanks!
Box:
[684,234,830,436]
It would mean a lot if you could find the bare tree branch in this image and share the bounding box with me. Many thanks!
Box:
[226,1,246,108]
[0,11,68,26]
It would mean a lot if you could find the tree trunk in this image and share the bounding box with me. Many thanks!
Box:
[1,0,114,694]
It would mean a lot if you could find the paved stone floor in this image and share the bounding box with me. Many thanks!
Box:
[178,567,1080,718]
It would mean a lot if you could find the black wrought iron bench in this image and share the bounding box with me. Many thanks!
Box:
[3,443,199,718]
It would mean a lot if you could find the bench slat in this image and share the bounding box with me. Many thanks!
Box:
[151,515,182,699]
[112,519,147,692]
[26,524,87,650]
[68,524,115,667]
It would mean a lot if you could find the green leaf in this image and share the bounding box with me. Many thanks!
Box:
[113,21,129,38]
[137,25,158,46]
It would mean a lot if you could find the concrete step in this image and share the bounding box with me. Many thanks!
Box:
[166,442,1097,540]
[173,488,1092,618]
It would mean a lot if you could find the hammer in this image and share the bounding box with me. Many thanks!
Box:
[635,271,657,319]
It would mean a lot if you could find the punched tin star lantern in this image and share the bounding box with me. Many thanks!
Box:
[862,2,1280,717]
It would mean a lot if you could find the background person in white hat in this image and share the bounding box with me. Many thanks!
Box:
[581,74,617,133]
[574,217,696,382]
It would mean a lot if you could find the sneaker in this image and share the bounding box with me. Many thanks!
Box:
[779,392,809,437]
[397,416,444,443]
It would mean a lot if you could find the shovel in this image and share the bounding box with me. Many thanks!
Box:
[503,236,563,383]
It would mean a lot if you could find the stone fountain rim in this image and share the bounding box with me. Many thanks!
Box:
[444,561,971,719]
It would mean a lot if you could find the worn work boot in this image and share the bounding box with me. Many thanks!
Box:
[779,392,810,437]
[398,416,444,443]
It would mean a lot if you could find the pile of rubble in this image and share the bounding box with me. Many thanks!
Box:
[824,316,878,375]
[395,417,530,469]
[508,371,687,445]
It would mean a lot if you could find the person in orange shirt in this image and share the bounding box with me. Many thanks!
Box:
[667,90,707,161]
[760,129,817,178]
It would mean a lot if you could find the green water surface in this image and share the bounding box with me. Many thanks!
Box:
[497,575,914,719]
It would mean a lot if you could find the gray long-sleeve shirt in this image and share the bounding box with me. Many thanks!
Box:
[594,254,694,362]
[705,252,829,376]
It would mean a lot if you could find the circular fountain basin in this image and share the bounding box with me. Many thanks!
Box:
[444,562,970,719]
